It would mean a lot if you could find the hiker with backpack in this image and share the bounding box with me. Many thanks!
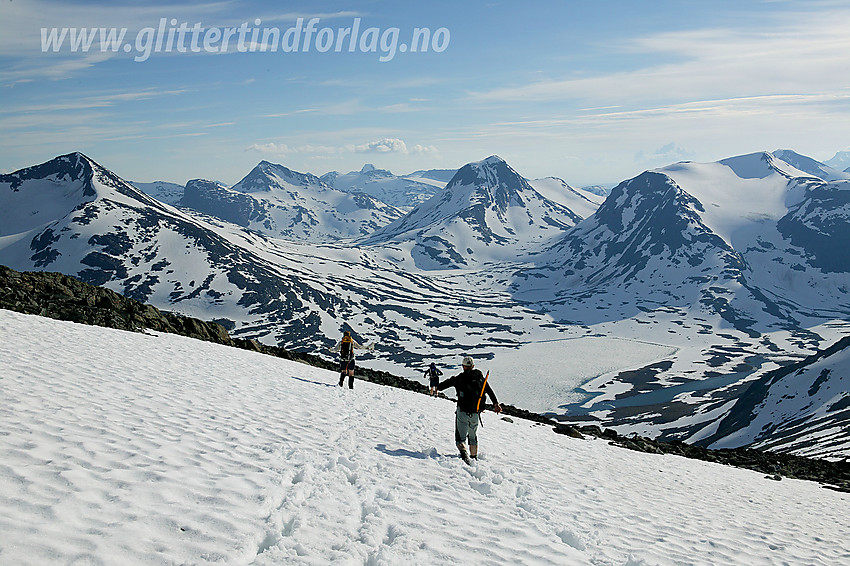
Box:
[330,330,374,389]
[437,356,501,463]
[424,362,443,396]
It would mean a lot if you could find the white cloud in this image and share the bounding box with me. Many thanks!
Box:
[0,52,114,85]
[0,0,271,83]
[354,138,408,154]
[466,8,850,108]
[246,142,291,155]
[636,142,694,165]
[246,137,438,158]
[411,144,438,155]
[246,142,347,156]
[0,87,189,115]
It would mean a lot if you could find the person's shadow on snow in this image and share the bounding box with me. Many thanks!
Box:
[376,444,441,459]
[289,376,338,388]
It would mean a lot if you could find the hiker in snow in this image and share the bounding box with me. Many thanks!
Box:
[437,356,501,463]
[330,331,373,389]
[425,362,443,396]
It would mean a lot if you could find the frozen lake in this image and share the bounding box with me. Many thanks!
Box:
[485,336,678,414]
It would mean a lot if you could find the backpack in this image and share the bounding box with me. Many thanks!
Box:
[340,335,353,360]
[458,369,488,414]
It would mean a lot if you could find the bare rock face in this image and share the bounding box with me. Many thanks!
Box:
[0,264,231,344]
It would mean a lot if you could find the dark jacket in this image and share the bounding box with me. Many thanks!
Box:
[437,367,498,414]
[425,364,443,384]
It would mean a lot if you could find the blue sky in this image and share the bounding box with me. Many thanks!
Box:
[1,0,849,186]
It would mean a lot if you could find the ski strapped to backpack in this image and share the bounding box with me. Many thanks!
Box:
[475,371,490,413]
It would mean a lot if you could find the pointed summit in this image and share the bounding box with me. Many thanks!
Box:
[3,152,95,195]
[234,161,324,193]
[1,152,160,241]
[365,155,586,269]
[444,155,532,213]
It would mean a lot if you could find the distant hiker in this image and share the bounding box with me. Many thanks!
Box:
[437,356,501,463]
[330,331,373,389]
[425,362,443,396]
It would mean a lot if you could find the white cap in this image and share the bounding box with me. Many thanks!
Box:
[462,356,474,367]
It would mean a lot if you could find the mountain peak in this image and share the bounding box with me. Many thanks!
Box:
[356,163,394,179]
[236,161,323,192]
[50,151,97,174]
[772,149,850,182]
[1,151,97,195]
[472,155,507,168]
[366,155,585,267]
[826,149,850,170]
[445,155,526,195]
[717,151,816,180]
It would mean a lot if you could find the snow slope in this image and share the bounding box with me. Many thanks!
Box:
[132,180,185,205]
[1,309,848,566]
[527,176,605,220]
[706,335,850,459]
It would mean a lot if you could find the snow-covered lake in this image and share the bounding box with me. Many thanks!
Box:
[486,336,678,413]
[1,310,847,565]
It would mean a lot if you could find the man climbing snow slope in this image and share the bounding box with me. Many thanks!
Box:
[437,356,501,464]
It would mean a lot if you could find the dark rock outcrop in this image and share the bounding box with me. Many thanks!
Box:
[0,265,231,343]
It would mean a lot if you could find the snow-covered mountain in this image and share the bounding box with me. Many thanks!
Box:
[179,161,405,242]
[524,151,850,320]
[131,180,185,205]
[580,184,611,197]
[825,149,850,172]
[364,156,590,269]
[320,164,446,210]
[407,167,458,184]
[772,149,850,182]
[0,153,354,339]
[180,178,246,223]
[0,152,555,365]
[4,150,850,462]
[513,151,850,452]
